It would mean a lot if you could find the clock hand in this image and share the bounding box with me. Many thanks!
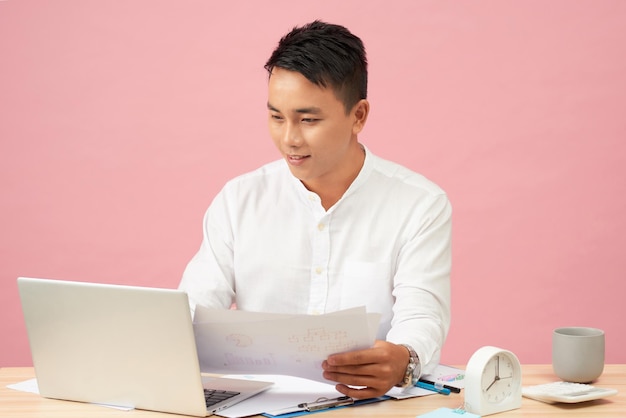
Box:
[485,357,501,392]
[495,356,500,378]
[485,375,499,392]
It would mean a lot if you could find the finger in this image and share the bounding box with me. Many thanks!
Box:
[328,340,400,366]
[322,361,381,377]
[334,383,386,400]
[323,369,380,388]
[326,350,367,367]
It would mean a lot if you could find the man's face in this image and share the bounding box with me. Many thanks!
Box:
[267,68,367,192]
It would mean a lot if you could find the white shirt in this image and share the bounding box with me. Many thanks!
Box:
[179,146,451,371]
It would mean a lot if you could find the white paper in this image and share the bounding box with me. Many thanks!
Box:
[386,385,437,399]
[6,379,133,410]
[214,374,341,418]
[193,306,380,383]
[7,378,40,394]
[386,364,465,399]
[215,373,437,417]
[420,364,465,389]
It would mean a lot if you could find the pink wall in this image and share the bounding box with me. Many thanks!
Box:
[1,1,625,367]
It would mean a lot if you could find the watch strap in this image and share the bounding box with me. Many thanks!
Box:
[396,344,421,388]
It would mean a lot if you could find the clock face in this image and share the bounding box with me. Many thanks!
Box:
[480,353,520,403]
[464,346,522,416]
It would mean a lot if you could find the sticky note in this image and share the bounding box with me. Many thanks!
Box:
[416,407,480,418]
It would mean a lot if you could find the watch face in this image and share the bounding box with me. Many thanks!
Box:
[480,353,519,403]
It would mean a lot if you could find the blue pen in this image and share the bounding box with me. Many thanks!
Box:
[415,380,451,395]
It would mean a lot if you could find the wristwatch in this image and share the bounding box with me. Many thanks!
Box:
[396,344,421,388]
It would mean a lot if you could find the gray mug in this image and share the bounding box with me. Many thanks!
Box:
[552,327,605,383]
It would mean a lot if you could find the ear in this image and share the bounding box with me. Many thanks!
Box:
[351,99,370,135]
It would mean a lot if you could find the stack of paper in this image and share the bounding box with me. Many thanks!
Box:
[193,306,380,383]
[191,306,464,417]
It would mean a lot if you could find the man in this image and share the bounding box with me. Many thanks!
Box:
[179,21,451,399]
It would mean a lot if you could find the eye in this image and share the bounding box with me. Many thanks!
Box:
[270,113,284,121]
[301,118,320,124]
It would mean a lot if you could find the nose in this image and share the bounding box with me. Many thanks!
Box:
[282,121,303,147]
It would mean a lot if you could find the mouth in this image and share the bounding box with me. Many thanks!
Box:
[286,153,310,165]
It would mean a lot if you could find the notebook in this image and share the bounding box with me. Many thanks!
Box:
[17,277,273,417]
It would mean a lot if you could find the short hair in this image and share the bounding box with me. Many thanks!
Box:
[264,20,368,113]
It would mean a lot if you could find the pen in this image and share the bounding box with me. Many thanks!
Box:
[298,396,354,411]
[418,378,461,393]
[415,381,451,395]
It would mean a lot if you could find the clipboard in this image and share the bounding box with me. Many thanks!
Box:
[261,395,390,417]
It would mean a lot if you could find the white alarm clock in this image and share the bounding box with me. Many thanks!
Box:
[464,346,522,416]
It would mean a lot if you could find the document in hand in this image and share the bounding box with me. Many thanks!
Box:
[193,306,380,382]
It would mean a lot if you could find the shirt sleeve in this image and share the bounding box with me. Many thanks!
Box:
[386,192,452,374]
[178,188,237,316]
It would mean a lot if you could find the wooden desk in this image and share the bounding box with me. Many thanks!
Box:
[1,365,624,417]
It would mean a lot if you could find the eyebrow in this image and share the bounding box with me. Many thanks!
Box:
[267,102,322,115]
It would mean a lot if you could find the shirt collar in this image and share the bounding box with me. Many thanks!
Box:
[286,143,375,211]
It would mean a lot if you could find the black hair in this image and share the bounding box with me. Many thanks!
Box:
[264,20,368,113]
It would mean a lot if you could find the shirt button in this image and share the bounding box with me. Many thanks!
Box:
[315,267,323,275]
[317,223,325,231]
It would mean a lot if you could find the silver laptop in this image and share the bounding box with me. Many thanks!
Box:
[17,277,273,417]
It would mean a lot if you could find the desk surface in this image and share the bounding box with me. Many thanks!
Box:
[1,365,624,417]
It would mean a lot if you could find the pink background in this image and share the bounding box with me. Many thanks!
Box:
[1,1,625,367]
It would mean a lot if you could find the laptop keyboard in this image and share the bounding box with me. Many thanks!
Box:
[204,389,240,408]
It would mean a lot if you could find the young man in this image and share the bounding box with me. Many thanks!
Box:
[179,21,451,399]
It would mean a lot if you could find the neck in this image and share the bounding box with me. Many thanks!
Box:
[304,144,365,211]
